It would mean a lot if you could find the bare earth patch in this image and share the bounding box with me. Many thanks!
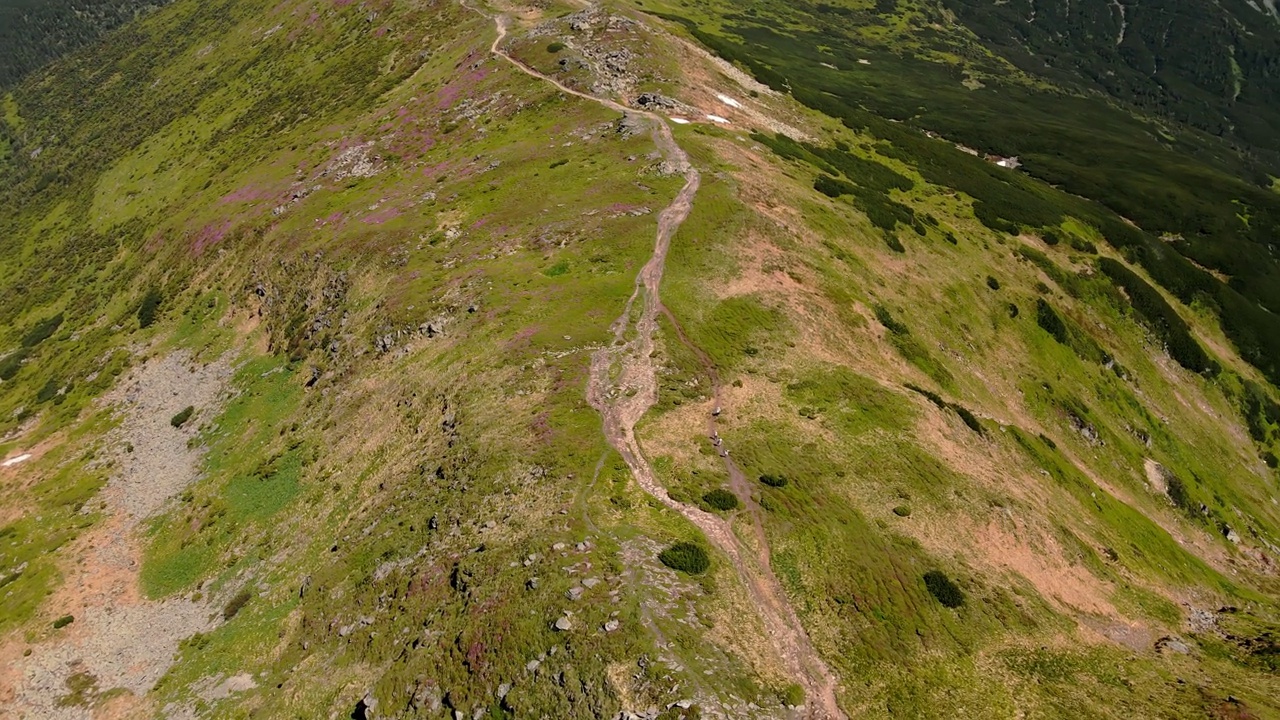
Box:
[1,351,234,720]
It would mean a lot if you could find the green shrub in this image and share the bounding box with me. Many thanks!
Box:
[35,378,59,403]
[1008,303,1020,318]
[137,288,163,329]
[1041,230,1060,245]
[952,404,984,435]
[1035,298,1069,345]
[1069,236,1098,253]
[1097,257,1214,374]
[21,313,63,348]
[986,275,1000,290]
[702,488,740,511]
[873,304,909,335]
[780,683,805,707]
[546,41,565,53]
[905,383,946,409]
[52,614,74,629]
[658,542,710,575]
[892,505,912,517]
[1166,474,1191,511]
[223,588,252,620]
[549,158,568,169]
[814,174,855,198]
[0,350,25,380]
[923,570,964,608]
[170,406,194,428]
[883,231,905,253]
[759,473,789,487]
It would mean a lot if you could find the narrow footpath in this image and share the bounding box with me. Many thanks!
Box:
[472,7,846,717]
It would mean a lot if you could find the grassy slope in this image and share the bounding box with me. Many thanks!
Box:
[0,0,1278,718]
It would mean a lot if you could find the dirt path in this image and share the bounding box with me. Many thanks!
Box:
[470,6,846,717]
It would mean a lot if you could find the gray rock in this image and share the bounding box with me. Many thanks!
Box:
[553,616,572,631]
[635,93,678,109]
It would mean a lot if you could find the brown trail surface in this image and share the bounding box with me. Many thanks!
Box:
[467,6,847,717]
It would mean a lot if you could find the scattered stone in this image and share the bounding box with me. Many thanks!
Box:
[635,92,678,109]
[616,113,645,138]
[1155,636,1192,654]
[603,619,620,632]
[582,577,601,588]
[553,616,572,631]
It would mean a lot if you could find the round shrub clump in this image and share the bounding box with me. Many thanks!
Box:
[759,473,789,488]
[923,569,965,608]
[546,41,566,53]
[658,542,710,575]
[892,505,912,517]
[702,488,740,511]
[170,405,195,428]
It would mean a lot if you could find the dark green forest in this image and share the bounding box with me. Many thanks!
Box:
[651,0,1280,389]
[941,0,1280,164]
[0,0,169,88]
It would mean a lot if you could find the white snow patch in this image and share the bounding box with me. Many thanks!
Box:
[858,59,871,65]
[820,62,838,70]
[670,117,691,124]
[1,453,31,468]
[716,93,743,109]
[706,114,729,124]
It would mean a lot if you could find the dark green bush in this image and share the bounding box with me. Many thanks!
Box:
[952,405,983,434]
[1041,230,1060,245]
[52,614,74,629]
[814,174,855,198]
[1098,257,1214,374]
[170,405,195,428]
[759,473,789,487]
[702,488,740,511]
[223,588,252,620]
[0,350,25,380]
[1008,303,1020,318]
[1166,474,1191,511]
[35,378,59,403]
[873,304,909,335]
[780,684,805,707]
[905,383,946,409]
[546,41,565,53]
[923,570,964,608]
[883,232,905,253]
[658,542,710,575]
[892,505,912,517]
[986,276,1000,290]
[137,288,163,329]
[21,313,63,348]
[1035,298,1069,345]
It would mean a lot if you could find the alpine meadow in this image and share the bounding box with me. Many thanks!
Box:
[2,0,1280,718]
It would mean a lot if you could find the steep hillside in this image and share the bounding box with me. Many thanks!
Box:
[0,0,170,89]
[1,0,1279,718]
